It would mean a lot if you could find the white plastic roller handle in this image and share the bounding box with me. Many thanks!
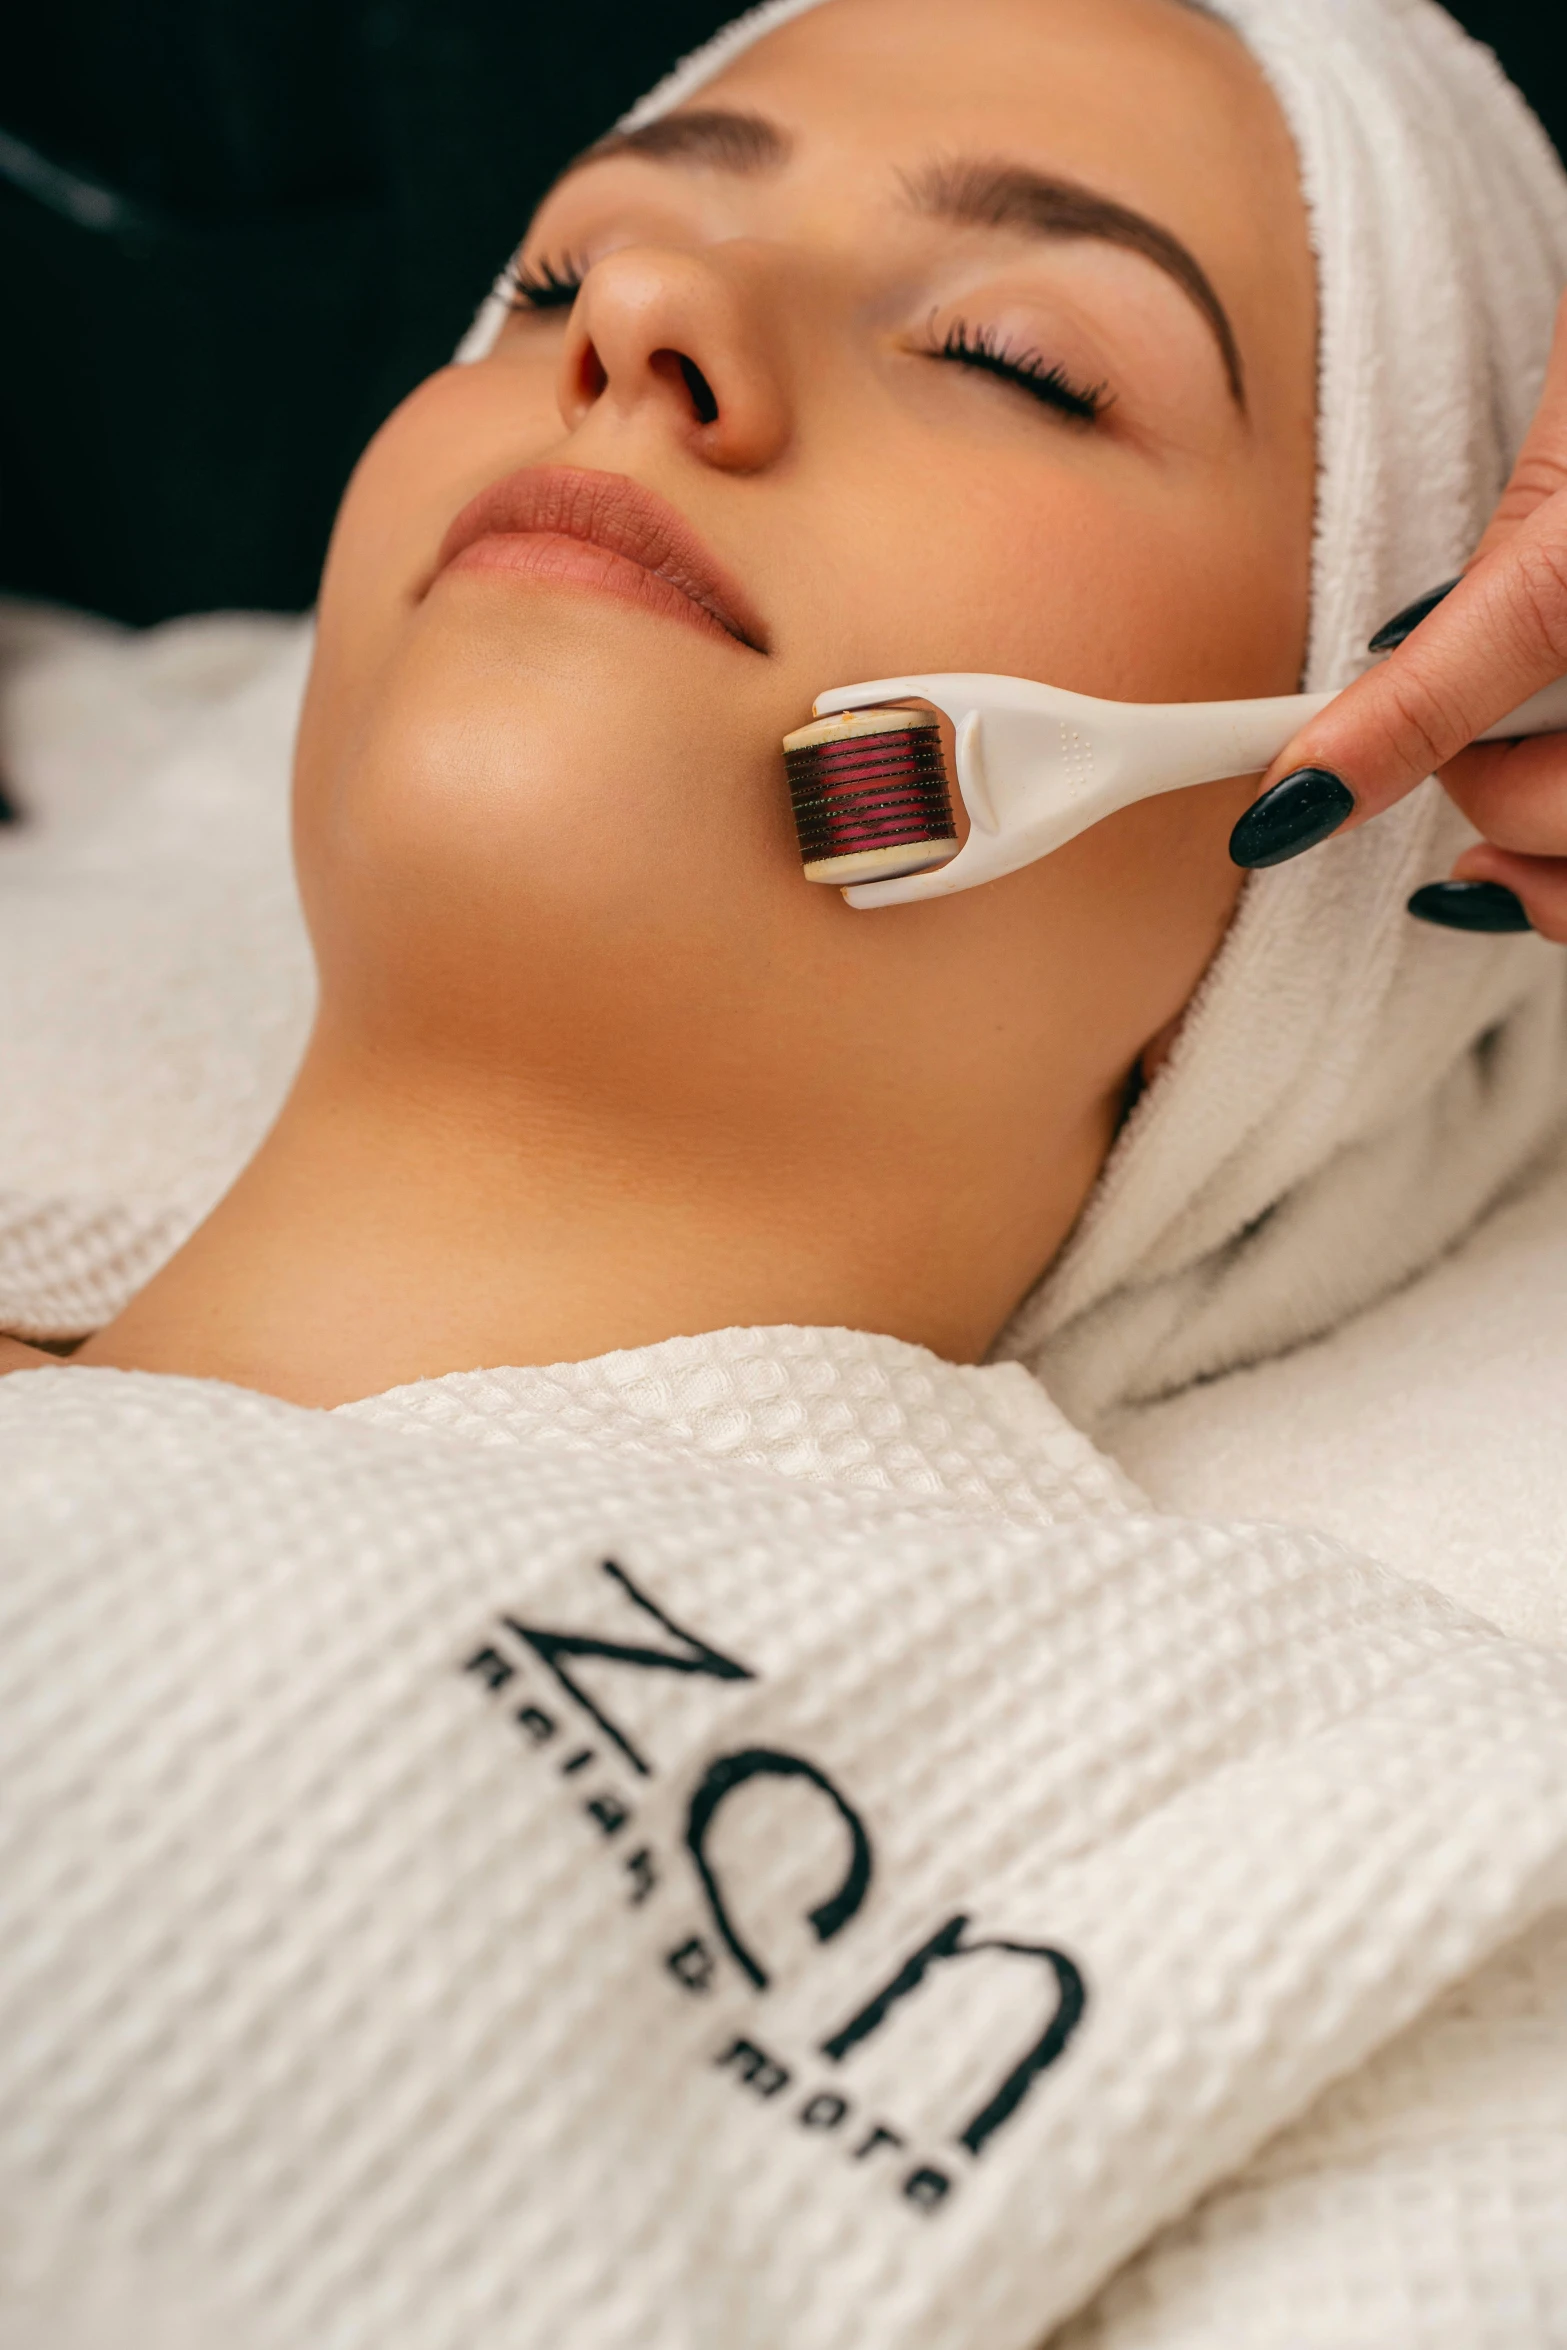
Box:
[806,670,1567,908]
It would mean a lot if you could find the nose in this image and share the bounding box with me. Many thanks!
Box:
[558,245,792,471]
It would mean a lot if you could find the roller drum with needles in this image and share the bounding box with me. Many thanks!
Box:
[782,707,958,886]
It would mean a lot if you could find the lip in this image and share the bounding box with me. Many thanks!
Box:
[431,466,768,652]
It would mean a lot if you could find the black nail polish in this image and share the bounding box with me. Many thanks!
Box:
[1406,880,1533,933]
[1368,577,1461,654]
[1229,767,1355,869]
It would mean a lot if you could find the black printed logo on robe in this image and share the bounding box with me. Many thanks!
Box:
[465,1557,1087,2208]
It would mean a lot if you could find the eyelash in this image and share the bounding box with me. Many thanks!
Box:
[503,253,587,311]
[502,262,1111,427]
[929,320,1110,424]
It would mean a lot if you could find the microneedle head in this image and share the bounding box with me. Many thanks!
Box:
[782,707,960,888]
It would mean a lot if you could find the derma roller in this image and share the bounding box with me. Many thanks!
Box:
[781,671,1567,907]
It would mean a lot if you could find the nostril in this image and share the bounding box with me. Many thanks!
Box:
[676,354,720,426]
[577,339,608,406]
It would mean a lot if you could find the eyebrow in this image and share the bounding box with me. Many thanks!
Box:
[568,109,1245,409]
[577,108,793,177]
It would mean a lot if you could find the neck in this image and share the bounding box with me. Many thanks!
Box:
[75,1032,1109,1408]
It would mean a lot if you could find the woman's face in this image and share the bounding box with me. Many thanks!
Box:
[294,0,1315,1361]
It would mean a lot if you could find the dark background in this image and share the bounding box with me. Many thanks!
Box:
[3,1,1564,626]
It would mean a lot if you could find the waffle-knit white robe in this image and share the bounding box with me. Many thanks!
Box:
[3,1329,1565,2350]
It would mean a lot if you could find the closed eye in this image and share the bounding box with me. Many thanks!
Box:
[503,252,587,311]
[928,320,1111,424]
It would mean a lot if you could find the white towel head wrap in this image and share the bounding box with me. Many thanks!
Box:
[466,0,1567,1428]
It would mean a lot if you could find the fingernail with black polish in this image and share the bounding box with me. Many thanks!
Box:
[1229,767,1355,869]
[1407,880,1533,933]
[1368,576,1462,654]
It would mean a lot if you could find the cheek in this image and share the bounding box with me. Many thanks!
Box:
[897,771,1250,1116]
[777,423,1306,710]
[298,359,567,813]
[320,372,487,634]
[1010,770,1254,1062]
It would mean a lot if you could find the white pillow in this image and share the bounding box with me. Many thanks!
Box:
[0,601,315,1337]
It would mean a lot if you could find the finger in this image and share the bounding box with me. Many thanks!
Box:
[1449,842,1567,943]
[1471,289,1567,562]
[1230,494,1567,869]
[1438,736,1567,858]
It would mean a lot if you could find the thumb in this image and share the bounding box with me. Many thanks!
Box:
[1230,292,1567,870]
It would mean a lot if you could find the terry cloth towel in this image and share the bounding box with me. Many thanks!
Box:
[3,1328,1567,2350]
[455,0,1567,1433]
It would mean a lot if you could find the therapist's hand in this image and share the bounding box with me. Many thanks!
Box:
[1228,291,1567,940]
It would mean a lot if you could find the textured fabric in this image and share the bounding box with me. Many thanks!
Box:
[465,0,1567,1429]
[4,1350,1567,2349]
[1054,1908,1567,2349]
[0,602,314,1336]
[1105,1135,1567,1650]
[345,1323,1142,1523]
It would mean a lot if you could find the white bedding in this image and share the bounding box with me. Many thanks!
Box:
[1111,1131,1567,1650]
[0,600,313,1336]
